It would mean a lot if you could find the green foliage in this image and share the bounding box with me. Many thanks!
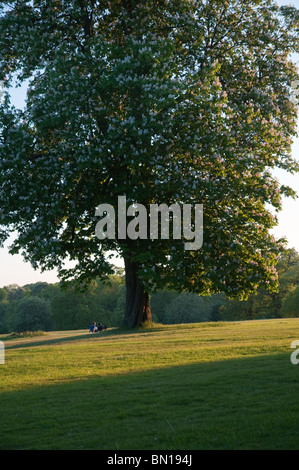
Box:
[50,288,92,331]
[0,0,298,323]
[280,286,299,317]
[0,287,7,301]
[50,275,126,330]
[151,290,224,324]
[220,248,299,320]
[150,290,180,324]
[0,275,127,332]
[13,296,52,333]
[112,284,126,326]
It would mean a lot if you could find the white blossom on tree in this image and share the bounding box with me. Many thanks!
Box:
[0,0,298,327]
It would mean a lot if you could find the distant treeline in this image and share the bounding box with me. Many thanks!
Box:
[0,248,298,333]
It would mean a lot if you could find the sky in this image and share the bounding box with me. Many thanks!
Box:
[0,0,298,288]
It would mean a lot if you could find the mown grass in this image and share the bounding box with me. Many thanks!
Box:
[1,319,299,449]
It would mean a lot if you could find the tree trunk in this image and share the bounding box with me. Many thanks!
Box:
[124,257,152,327]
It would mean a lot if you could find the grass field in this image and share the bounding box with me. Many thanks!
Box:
[1,318,299,450]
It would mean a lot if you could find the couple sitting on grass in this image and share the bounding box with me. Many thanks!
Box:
[89,322,107,333]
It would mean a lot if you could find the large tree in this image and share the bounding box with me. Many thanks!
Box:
[0,0,298,327]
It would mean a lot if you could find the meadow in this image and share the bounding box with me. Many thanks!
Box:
[1,318,299,450]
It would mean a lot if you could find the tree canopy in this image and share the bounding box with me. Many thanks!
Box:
[0,0,298,326]
[14,296,52,333]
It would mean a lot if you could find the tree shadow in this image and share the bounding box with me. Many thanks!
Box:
[3,324,170,350]
[0,352,298,450]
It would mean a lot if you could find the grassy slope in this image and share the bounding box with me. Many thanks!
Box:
[0,318,299,450]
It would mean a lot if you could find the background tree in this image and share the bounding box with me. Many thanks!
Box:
[158,291,224,324]
[12,296,52,333]
[219,248,299,320]
[0,1,298,327]
[280,286,299,317]
[50,275,125,329]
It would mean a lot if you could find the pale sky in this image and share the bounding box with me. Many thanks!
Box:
[0,0,298,288]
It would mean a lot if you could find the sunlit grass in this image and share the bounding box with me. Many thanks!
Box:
[1,319,299,449]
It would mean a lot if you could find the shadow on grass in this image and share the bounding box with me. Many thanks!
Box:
[4,332,98,350]
[3,324,174,350]
[0,352,298,450]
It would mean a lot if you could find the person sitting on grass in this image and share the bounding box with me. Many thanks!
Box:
[89,322,97,333]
